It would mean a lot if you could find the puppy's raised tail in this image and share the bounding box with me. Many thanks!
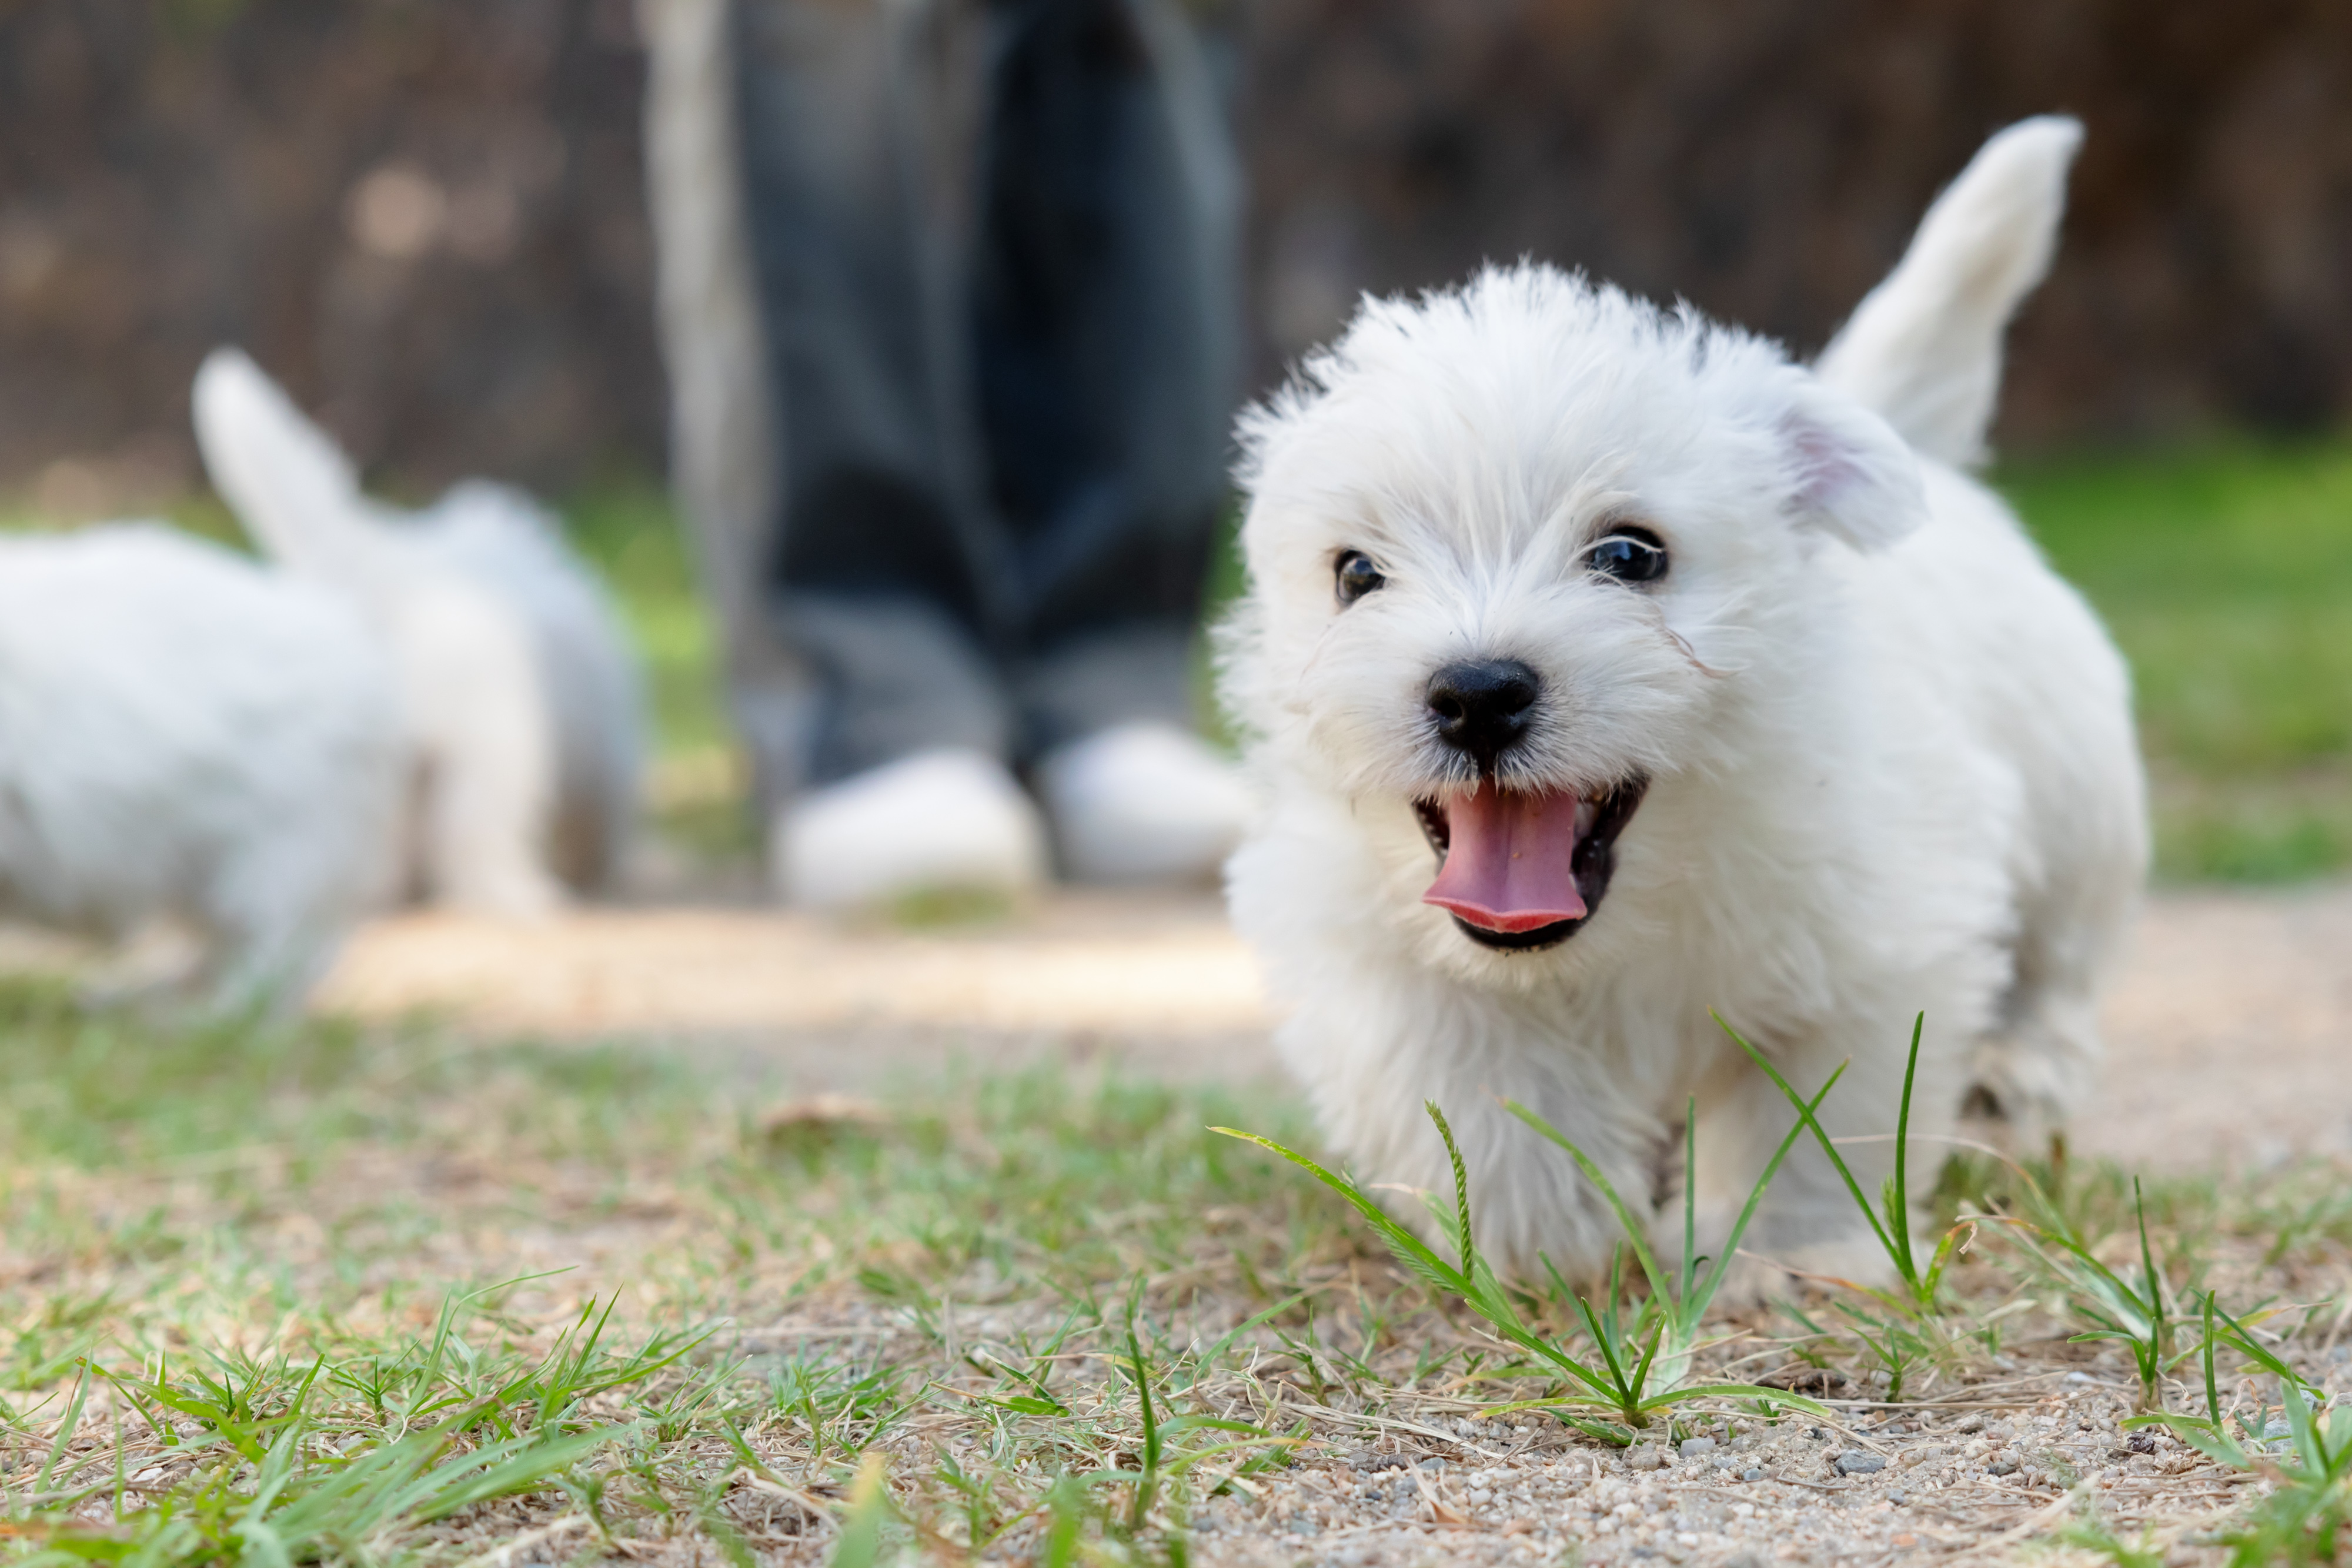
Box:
[193,347,396,594]
[1815,115,2081,468]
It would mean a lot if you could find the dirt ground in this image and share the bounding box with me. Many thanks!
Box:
[312,882,2352,1169]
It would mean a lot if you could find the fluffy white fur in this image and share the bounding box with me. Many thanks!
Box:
[1218,118,2146,1286]
[193,349,645,912]
[0,524,399,1010]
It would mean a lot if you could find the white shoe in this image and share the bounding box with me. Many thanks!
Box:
[773,748,1048,909]
[1037,721,1253,885]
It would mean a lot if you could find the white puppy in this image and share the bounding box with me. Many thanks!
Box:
[193,350,646,911]
[1219,118,2145,1285]
[0,524,400,1011]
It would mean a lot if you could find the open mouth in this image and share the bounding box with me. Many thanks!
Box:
[1414,777,1648,952]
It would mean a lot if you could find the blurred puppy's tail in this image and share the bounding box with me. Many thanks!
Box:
[193,347,397,594]
[1815,115,2081,468]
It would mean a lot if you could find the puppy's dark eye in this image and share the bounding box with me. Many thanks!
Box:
[1335,550,1386,606]
[1586,526,1668,585]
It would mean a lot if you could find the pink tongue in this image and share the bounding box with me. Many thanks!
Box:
[1423,784,1589,933]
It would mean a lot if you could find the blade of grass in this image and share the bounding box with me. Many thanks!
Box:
[1716,1012,1920,1302]
[1887,1014,1923,1281]
[31,1366,92,1499]
[1426,1101,1475,1281]
[1505,1059,1845,1330]
[1212,1118,1830,1430]
[1681,1098,1699,1304]
[829,1453,890,1568]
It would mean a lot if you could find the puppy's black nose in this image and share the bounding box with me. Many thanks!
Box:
[1426,658,1540,775]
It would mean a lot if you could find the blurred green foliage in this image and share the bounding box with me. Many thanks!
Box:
[1999,441,2352,882]
[559,476,728,760]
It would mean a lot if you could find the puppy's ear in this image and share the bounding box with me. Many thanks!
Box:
[1776,378,1929,553]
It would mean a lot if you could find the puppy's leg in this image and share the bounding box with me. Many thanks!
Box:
[1965,893,2119,1154]
[194,852,349,1019]
[1967,747,2143,1152]
[192,918,330,1021]
[423,723,563,916]
[192,766,393,1017]
[1279,983,1664,1289]
[399,586,564,916]
[1695,1013,1964,1301]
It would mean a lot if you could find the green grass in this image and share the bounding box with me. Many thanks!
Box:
[0,980,1368,1563]
[4,984,2352,1562]
[1999,440,2352,882]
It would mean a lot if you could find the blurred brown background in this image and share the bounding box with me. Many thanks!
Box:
[3,0,2350,507]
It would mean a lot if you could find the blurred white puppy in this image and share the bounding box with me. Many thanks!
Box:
[0,524,399,1011]
[193,350,644,911]
[1220,118,2146,1286]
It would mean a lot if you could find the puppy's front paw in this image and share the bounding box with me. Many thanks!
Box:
[1715,1235,1900,1308]
[1963,1025,2094,1153]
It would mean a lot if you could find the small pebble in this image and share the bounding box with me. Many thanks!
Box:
[1678,1436,1717,1459]
[1955,1415,1987,1435]
[1741,1467,1766,1482]
[1987,1457,2020,1477]
[1628,1447,1666,1470]
[1835,1451,1885,1475]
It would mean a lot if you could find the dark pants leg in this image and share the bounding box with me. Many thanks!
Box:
[724,0,1238,794]
[730,0,1005,792]
[973,0,1240,754]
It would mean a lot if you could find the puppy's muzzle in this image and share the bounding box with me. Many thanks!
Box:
[1418,656,1649,953]
[1425,658,1539,775]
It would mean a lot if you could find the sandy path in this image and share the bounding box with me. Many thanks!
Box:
[308,884,2352,1167]
[2088,883,2352,1165]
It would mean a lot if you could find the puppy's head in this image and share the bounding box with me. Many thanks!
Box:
[1223,266,1926,967]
